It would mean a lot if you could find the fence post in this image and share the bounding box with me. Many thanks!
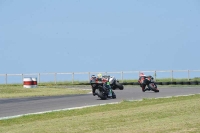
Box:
[5,74,7,85]
[54,73,57,84]
[121,71,123,82]
[154,71,156,81]
[22,74,24,84]
[171,70,173,82]
[38,73,40,84]
[72,72,74,84]
[188,70,190,81]
[88,72,90,81]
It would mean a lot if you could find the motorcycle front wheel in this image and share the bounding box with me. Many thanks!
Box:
[115,81,124,90]
[97,89,107,100]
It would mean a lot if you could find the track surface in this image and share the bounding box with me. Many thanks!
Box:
[0,86,200,119]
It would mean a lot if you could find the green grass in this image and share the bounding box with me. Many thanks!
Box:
[38,81,90,86]
[0,85,90,98]
[0,94,200,133]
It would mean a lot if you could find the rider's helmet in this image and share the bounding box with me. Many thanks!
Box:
[139,72,146,77]
[91,75,96,80]
[97,73,102,78]
[91,75,96,78]
[147,75,153,79]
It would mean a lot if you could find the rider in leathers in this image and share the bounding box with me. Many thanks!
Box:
[92,73,103,96]
[92,73,112,96]
[138,73,151,92]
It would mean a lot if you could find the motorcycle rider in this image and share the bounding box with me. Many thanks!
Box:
[103,77,112,97]
[90,75,97,96]
[97,73,102,79]
[91,73,103,96]
[138,73,151,92]
[92,73,112,96]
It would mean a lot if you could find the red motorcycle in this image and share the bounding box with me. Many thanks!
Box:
[139,75,159,92]
[145,76,159,92]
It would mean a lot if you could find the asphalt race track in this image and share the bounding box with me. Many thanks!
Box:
[0,86,200,119]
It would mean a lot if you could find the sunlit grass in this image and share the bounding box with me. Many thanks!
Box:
[0,85,90,98]
[0,94,200,133]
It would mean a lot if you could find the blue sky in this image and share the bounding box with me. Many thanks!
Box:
[1,0,200,75]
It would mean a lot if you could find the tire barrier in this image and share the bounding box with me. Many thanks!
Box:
[183,81,190,85]
[62,81,200,86]
[32,77,38,88]
[23,77,37,88]
[120,81,200,86]
[162,82,170,85]
[176,81,183,85]
[121,82,129,85]
[190,81,197,85]
[169,81,176,85]
[132,82,139,85]
[23,77,32,88]
[156,82,162,85]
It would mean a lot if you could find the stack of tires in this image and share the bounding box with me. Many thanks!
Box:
[154,81,200,85]
[189,81,199,85]
[128,81,199,86]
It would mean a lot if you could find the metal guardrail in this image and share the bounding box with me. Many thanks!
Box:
[0,70,200,85]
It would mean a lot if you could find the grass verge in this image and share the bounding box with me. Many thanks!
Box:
[0,85,90,98]
[0,94,200,133]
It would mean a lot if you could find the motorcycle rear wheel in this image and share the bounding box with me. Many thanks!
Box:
[149,83,159,93]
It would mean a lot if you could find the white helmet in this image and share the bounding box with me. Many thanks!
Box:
[97,73,102,78]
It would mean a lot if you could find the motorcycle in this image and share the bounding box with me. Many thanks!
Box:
[90,75,116,100]
[144,76,159,92]
[95,84,116,100]
[102,75,124,90]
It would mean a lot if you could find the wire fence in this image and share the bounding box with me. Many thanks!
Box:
[1,70,200,85]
